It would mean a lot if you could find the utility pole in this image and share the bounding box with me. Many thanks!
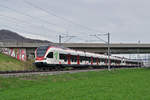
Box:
[59,35,62,45]
[137,40,140,67]
[107,32,111,71]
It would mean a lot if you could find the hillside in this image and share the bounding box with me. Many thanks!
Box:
[0,29,52,43]
[0,53,35,71]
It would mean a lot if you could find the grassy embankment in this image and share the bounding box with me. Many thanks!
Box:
[0,53,35,71]
[0,68,150,100]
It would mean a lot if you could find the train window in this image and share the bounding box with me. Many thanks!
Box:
[70,55,73,62]
[93,58,95,62]
[98,58,101,62]
[89,57,91,63]
[93,58,97,63]
[97,58,100,63]
[100,58,105,62]
[83,56,86,61]
[74,56,77,62]
[70,55,77,62]
[60,54,64,60]
[37,46,49,57]
[80,56,83,62]
[70,55,74,62]
[80,56,82,62]
[64,55,67,62]
[85,57,88,62]
[85,57,88,61]
[47,52,53,58]
[81,56,86,62]
[111,59,118,63]
[60,54,67,61]
[111,59,113,63]
[118,60,121,63]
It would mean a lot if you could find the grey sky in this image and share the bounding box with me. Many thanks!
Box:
[0,0,150,43]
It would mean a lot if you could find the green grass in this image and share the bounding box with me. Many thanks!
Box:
[0,68,150,100]
[0,53,35,71]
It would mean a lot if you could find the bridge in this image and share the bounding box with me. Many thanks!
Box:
[1,42,150,53]
[62,43,150,54]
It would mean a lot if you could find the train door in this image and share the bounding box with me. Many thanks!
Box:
[96,58,99,65]
[77,55,80,65]
[67,54,71,65]
[91,57,93,65]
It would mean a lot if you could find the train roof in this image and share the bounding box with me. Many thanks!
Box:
[38,45,141,62]
[46,46,122,60]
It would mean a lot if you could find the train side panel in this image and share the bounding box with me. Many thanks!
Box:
[35,46,142,68]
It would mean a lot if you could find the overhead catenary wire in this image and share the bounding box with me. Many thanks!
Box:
[23,0,104,34]
[0,2,91,39]
[58,33,77,43]
[0,4,66,31]
[89,34,107,43]
[63,36,77,43]
[0,14,62,34]
[1,0,90,35]
[0,0,107,43]
[67,36,88,43]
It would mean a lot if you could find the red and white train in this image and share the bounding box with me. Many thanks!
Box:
[35,45,143,68]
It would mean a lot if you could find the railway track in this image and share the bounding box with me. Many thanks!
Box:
[0,68,105,77]
[0,66,140,77]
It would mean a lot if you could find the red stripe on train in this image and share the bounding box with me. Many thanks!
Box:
[36,57,44,60]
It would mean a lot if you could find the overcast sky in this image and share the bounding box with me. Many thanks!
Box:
[0,0,150,43]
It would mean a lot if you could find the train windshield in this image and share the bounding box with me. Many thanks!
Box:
[36,46,49,57]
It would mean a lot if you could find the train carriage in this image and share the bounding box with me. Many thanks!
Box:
[35,45,143,68]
